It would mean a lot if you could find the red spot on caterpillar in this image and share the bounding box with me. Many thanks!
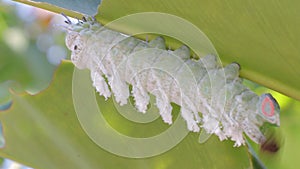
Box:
[262,96,275,117]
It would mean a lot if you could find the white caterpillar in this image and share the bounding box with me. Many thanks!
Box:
[63,16,280,147]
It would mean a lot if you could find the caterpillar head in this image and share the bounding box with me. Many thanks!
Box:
[257,93,280,126]
[65,30,90,69]
[63,14,100,69]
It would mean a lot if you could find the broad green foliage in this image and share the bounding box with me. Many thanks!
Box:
[96,0,300,102]
[0,3,56,107]
[4,0,300,169]
[14,0,300,101]
[30,0,101,15]
[0,62,251,169]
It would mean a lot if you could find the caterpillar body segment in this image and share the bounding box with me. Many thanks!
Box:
[64,16,280,147]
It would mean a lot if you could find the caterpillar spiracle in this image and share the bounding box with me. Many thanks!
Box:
[63,16,280,147]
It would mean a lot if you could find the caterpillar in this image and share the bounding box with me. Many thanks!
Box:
[63,15,280,147]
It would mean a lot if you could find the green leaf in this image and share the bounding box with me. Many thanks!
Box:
[0,4,56,107]
[16,0,300,101]
[97,0,300,101]
[0,62,252,169]
[31,0,101,15]
[246,140,267,169]
[6,1,300,168]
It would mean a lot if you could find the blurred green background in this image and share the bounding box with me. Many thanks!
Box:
[0,0,67,108]
[0,0,66,168]
[0,0,300,169]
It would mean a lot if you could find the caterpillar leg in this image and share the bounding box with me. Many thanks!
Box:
[224,124,244,147]
[181,107,200,132]
[224,63,240,80]
[148,69,173,124]
[199,54,221,69]
[172,45,190,60]
[231,62,241,70]
[242,119,266,145]
[148,37,166,49]
[91,70,111,99]
[152,89,173,124]
[108,70,130,105]
[131,75,150,113]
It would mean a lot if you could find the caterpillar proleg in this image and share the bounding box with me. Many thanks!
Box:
[63,15,280,147]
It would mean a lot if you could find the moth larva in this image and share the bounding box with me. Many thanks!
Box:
[63,16,280,147]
